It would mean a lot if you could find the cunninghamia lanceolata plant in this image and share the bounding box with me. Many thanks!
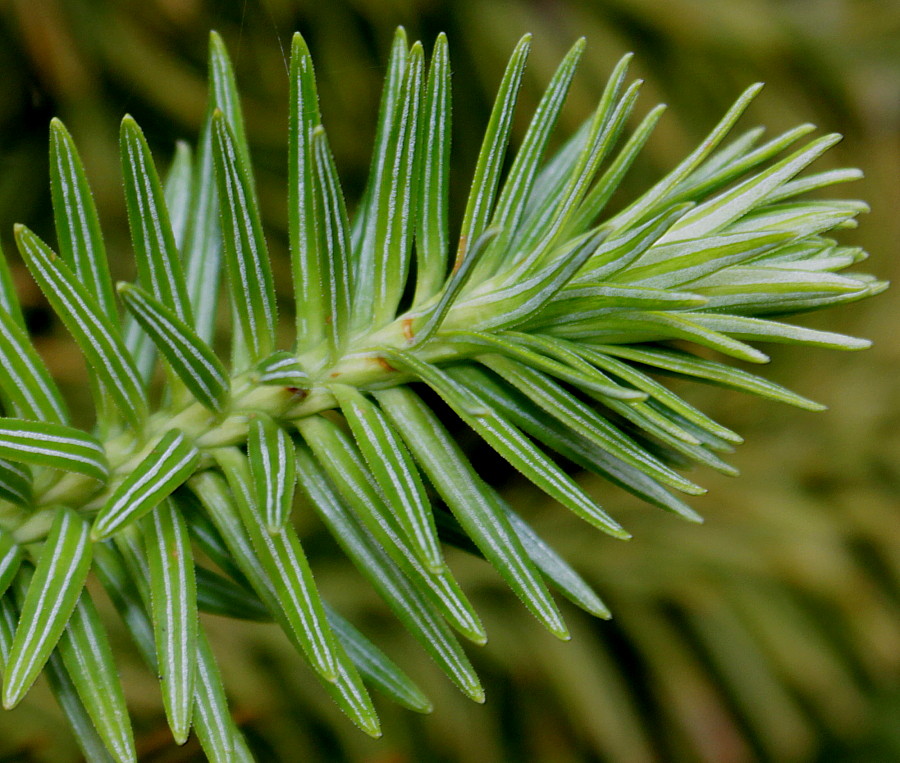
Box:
[0,27,885,760]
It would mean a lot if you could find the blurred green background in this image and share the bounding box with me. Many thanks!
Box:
[1,0,898,760]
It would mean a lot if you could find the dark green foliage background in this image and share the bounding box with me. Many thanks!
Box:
[0,0,898,760]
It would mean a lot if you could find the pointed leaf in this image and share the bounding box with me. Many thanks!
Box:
[573,344,741,443]
[512,62,641,273]
[682,312,871,350]
[442,329,643,400]
[0,418,107,482]
[690,266,867,312]
[324,604,432,713]
[483,356,703,495]
[212,448,340,682]
[144,500,198,743]
[413,32,451,306]
[492,356,688,496]
[313,653,383,739]
[288,31,324,349]
[295,445,485,702]
[188,469,380,735]
[607,83,765,232]
[664,134,842,242]
[58,591,137,763]
[566,104,668,235]
[93,430,199,540]
[614,229,793,291]
[0,310,69,424]
[381,349,637,533]
[118,282,229,411]
[480,39,585,276]
[46,649,118,763]
[331,384,443,572]
[18,560,119,763]
[495,347,712,471]
[765,167,863,204]
[49,118,116,322]
[311,126,353,358]
[182,115,223,344]
[120,116,193,323]
[3,509,92,708]
[353,28,408,284]
[594,344,826,410]
[478,354,705,496]
[673,123,816,203]
[513,55,636,263]
[209,31,252,173]
[565,311,770,364]
[727,200,866,239]
[94,540,249,758]
[442,500,611,619]
[193,630,250,759]
[102,535,249,759]
[369,42,424,326]
[456,34,531,264]
[255,351,309,386]
[295,415,485,643]
[375,385,571,639]
[15,225,147,427]
[212,112,277,365]
[200,31,249,364]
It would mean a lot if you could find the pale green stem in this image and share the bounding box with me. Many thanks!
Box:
[0,309,479,544]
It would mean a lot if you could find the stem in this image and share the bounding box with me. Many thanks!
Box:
[0,311,472,543]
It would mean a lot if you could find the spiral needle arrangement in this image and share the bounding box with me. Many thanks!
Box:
[0,29,883,761]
